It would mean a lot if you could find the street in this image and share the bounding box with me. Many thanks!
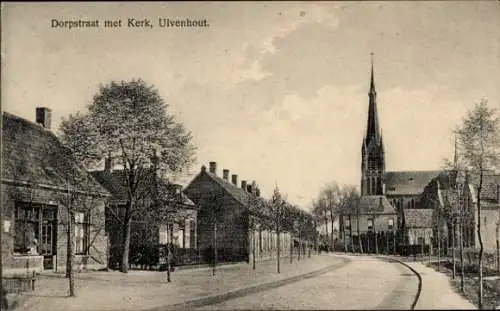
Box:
[195,255,419,310]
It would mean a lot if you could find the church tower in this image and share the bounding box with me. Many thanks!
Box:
[361,55,385,196]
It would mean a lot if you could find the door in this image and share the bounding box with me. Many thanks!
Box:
[40,208,57,270]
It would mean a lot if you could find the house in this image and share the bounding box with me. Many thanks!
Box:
[1,108,109,275]
[90,160,197,269]
[183,162,294,264]
[462,172,500,251]
[401,209,434,246]
[342,195,397,253]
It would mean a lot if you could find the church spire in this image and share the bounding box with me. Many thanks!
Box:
[370,52,376,93]
[365,53,380,146]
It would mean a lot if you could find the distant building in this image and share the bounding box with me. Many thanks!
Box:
[341,59,442,253]
[183,162,296,263]
[1,108,109,275]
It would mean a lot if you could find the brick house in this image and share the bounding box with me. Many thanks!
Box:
[1,108,110,275]
[183,162,293,264]
[401,209,434,246]
[90,161,197,269]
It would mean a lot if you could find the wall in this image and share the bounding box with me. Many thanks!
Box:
[1,182,108,274]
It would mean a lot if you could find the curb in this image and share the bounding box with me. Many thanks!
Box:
[378,256,423,310]
[154,257,352,311]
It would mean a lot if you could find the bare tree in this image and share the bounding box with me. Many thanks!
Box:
[455,99,499,309]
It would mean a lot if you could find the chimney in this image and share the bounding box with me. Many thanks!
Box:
[222,169,230,181]
[36,107,52,130]
[104,157,112,174]
[241,180,247,190]
[209,162,217,175]
[231,174,238,186]
[201,165,207,172]
[256,188,261,197]
[247,184,253,193]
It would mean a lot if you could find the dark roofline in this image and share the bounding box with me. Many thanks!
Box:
[2,178,110,198]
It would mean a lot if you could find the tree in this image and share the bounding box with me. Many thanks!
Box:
[53,148,107,297]
[59,79,196,273]
[269,185,287,273]
[455,99,499,309]
[321,183,341,251]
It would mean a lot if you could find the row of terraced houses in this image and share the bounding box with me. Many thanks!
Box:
[1,108,312,275]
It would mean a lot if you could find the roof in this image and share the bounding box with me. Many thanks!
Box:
[468,173,500,202]
[90,169,195,207]
[183,169,265,216]
[2,112,108,195]
[403,209,434,228]
[357,195,396,215]
[384,171,442,195]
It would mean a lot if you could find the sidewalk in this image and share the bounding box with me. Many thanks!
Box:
[10,254,342,311]
[403,261,477,310]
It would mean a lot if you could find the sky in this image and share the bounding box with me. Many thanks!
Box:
[2,2,499,210]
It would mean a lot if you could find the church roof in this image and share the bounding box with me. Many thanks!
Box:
[357,195,396,215]
[403,209,434,228]
[384,171,442,196]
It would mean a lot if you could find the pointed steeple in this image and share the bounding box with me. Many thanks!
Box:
[365,53,381,146]
[370,53,376,94]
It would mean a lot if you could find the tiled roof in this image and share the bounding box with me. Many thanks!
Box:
[90,169,195,207]
[357,195,396,215]
[468,173,500,202]
[384,171,442,195]
[2,112,108,194]
[403,209,434,228]
[184,169,266,217]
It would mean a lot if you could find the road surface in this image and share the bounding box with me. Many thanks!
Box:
[195,255,419,310]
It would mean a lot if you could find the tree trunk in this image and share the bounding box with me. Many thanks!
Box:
[374,216,378,255]
[277,229,281,274]
[213,221,217,276]
[357,215,363,254]
[393,231,396,256]
[330,210,335,251]
[477,178,484,310]
[343,215,348,254]
[66,209,76,297]
[460,221,465,293]
[349,215,354,253]
[120,200,133,273]
[452,220,456,279]
[298,231,301,261]
[496,220,499,276]
[324,212,329,252]
[290,233,293,263]
[386,232,389,255]
[252,224,256,270]
[167,224,173,282]
[437,220,441,272]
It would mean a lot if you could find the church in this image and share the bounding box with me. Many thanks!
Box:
[340,58,441,253]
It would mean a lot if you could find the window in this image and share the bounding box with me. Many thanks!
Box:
[14,202,57,256]
[74,212,89,255]
[388,219,394,230]
[367,218,374,231]
[14,204,40,254]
